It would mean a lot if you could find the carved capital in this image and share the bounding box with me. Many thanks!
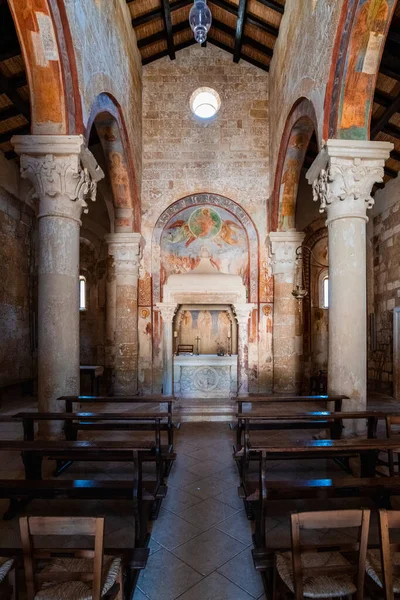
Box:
[156,302,178,324]
[307,139,393,223]
[105,233,144,279]
[233,303,255,325]
[267,231,305,278]
[12,135,104,222]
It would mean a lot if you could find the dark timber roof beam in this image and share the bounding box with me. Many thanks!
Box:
[234,0,248,63]
[161,0,176,59]
[371,91,400,139]
[0,73,30,120]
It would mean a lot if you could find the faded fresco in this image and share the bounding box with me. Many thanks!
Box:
[178,309,234,355]
[338,0,396,139]
[160,205,249,288]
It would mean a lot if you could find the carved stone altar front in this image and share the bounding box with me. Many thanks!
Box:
[173,354,238,398]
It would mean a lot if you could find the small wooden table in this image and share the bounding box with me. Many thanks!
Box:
[80,366,104,395]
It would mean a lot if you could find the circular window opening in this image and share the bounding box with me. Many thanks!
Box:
[190,87,221,120]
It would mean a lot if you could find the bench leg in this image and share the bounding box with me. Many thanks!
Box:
[3,497,32,520]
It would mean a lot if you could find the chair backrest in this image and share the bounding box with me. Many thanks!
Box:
[20,516,105,600]
[290,509,371,600]
[378,509,400,600]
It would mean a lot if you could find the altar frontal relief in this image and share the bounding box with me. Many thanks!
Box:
[160,205,249,286]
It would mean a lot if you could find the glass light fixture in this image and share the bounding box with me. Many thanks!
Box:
[189,0,212,44]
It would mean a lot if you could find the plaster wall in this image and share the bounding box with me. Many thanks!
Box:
[140,44,271,394]
[269,0,344,180]
[63,0,142,192]
[368,175,400,392]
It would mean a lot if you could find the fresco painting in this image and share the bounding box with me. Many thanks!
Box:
[179,309,233,354]
[160,204,249,285]
[278,128,310,231]
[338,0,395,139]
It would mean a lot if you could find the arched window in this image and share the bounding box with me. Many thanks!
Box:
[318,269,329,309]
[79,276,86,311]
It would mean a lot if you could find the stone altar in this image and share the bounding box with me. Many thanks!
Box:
[173,354,238,398]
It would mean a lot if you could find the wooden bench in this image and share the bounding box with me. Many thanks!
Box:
[14,411,176,481]
[234,395,350,445]
[58,395,176,448]
[0,439,166,536]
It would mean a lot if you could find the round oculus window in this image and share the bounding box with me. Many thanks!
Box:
[190,87,221,120]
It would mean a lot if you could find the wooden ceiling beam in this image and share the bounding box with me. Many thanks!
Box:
[142,38,197,65]
[254,0,284,14]
[132,0,192,27]
[207,35,269,71]
[385,165,398,178]
[374,90,394,107]
[161,0,176,59]
[211,18,273,56]
[234,0,248,63]
[0,72,30,120]
[371,91,400,139]
[383,123,400,139]
[0,105,20,121]
[209,0,278,36]
[390,149,400,162]
[0,124,29,144]
[138,21,188,48]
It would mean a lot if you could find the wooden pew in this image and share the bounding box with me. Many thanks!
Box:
[0,439,164,541]
[58,395,176,448]
[234,395,350,445]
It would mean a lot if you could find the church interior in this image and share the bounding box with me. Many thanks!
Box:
[1,0,400,598]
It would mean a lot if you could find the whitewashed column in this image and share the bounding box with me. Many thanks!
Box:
[105,233,144,395]
[233,303,255,396]
[307,140,393,431]
[268,231,305,394]
[12,135,103,435]
[156,303,178,396]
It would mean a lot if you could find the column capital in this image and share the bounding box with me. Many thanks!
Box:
[233,303,255,325]
[306,139,393,224]
[155,302,178,324]
[267,231,305,278]
[12,134,104,223]
[105,232,144,278]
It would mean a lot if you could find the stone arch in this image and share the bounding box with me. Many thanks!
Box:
[271,98,318,233]
[86,93,140,233]
[152,193,259,304]
[324,0,397,140]
[8,0,82,134]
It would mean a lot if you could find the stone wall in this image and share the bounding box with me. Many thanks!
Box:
[64,0,142,191]
[140,44,270,394]
[269,0,344,179]
[0,186,36,386]
[368,175,400,392]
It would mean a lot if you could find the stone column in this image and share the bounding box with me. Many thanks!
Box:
[12,135,103,433]
[307,139,393,430]
[156,303,178,396]
[233,303,255,396]
[105,233,144,395]
[268,231,305,394]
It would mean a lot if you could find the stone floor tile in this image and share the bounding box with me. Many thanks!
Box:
[184,460,226,478]
[150,508,202,550]
[174,453,203,471]
[215,510,254,544]
[148,537,162,555]
[177,571,254,600]
[214,485,244,510]
[178,497,239,531]
[167,466,200,488]
[133,588,149,599]
[184,445,234,464]
[218,547,265,598]
[172,527,246,576]
[183,474,232,500]
[138,548,202,600]
[163,486,202,513]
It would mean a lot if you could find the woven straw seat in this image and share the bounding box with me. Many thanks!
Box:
[35,555,121,600]
[276,551,357,598]
[366,548,400,593]
[0,558,13,584]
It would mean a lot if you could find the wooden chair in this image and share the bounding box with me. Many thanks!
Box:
[0,557,16,600]
[20,516,122,600]
[385,416,400,476]
[273,509,371,599]
[366,509,400,599]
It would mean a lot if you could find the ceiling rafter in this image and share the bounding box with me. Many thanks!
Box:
[383,122,400,139]
[207,35,269,71]
[254,0,284,14]
[161,0,176,59]
[0,72,30,120]
[143,38,197,65]
[131,0,192,27]
[212,18,273,56]
[234,0,248,63]
[0,124,29,144]
[371,91,400,139]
